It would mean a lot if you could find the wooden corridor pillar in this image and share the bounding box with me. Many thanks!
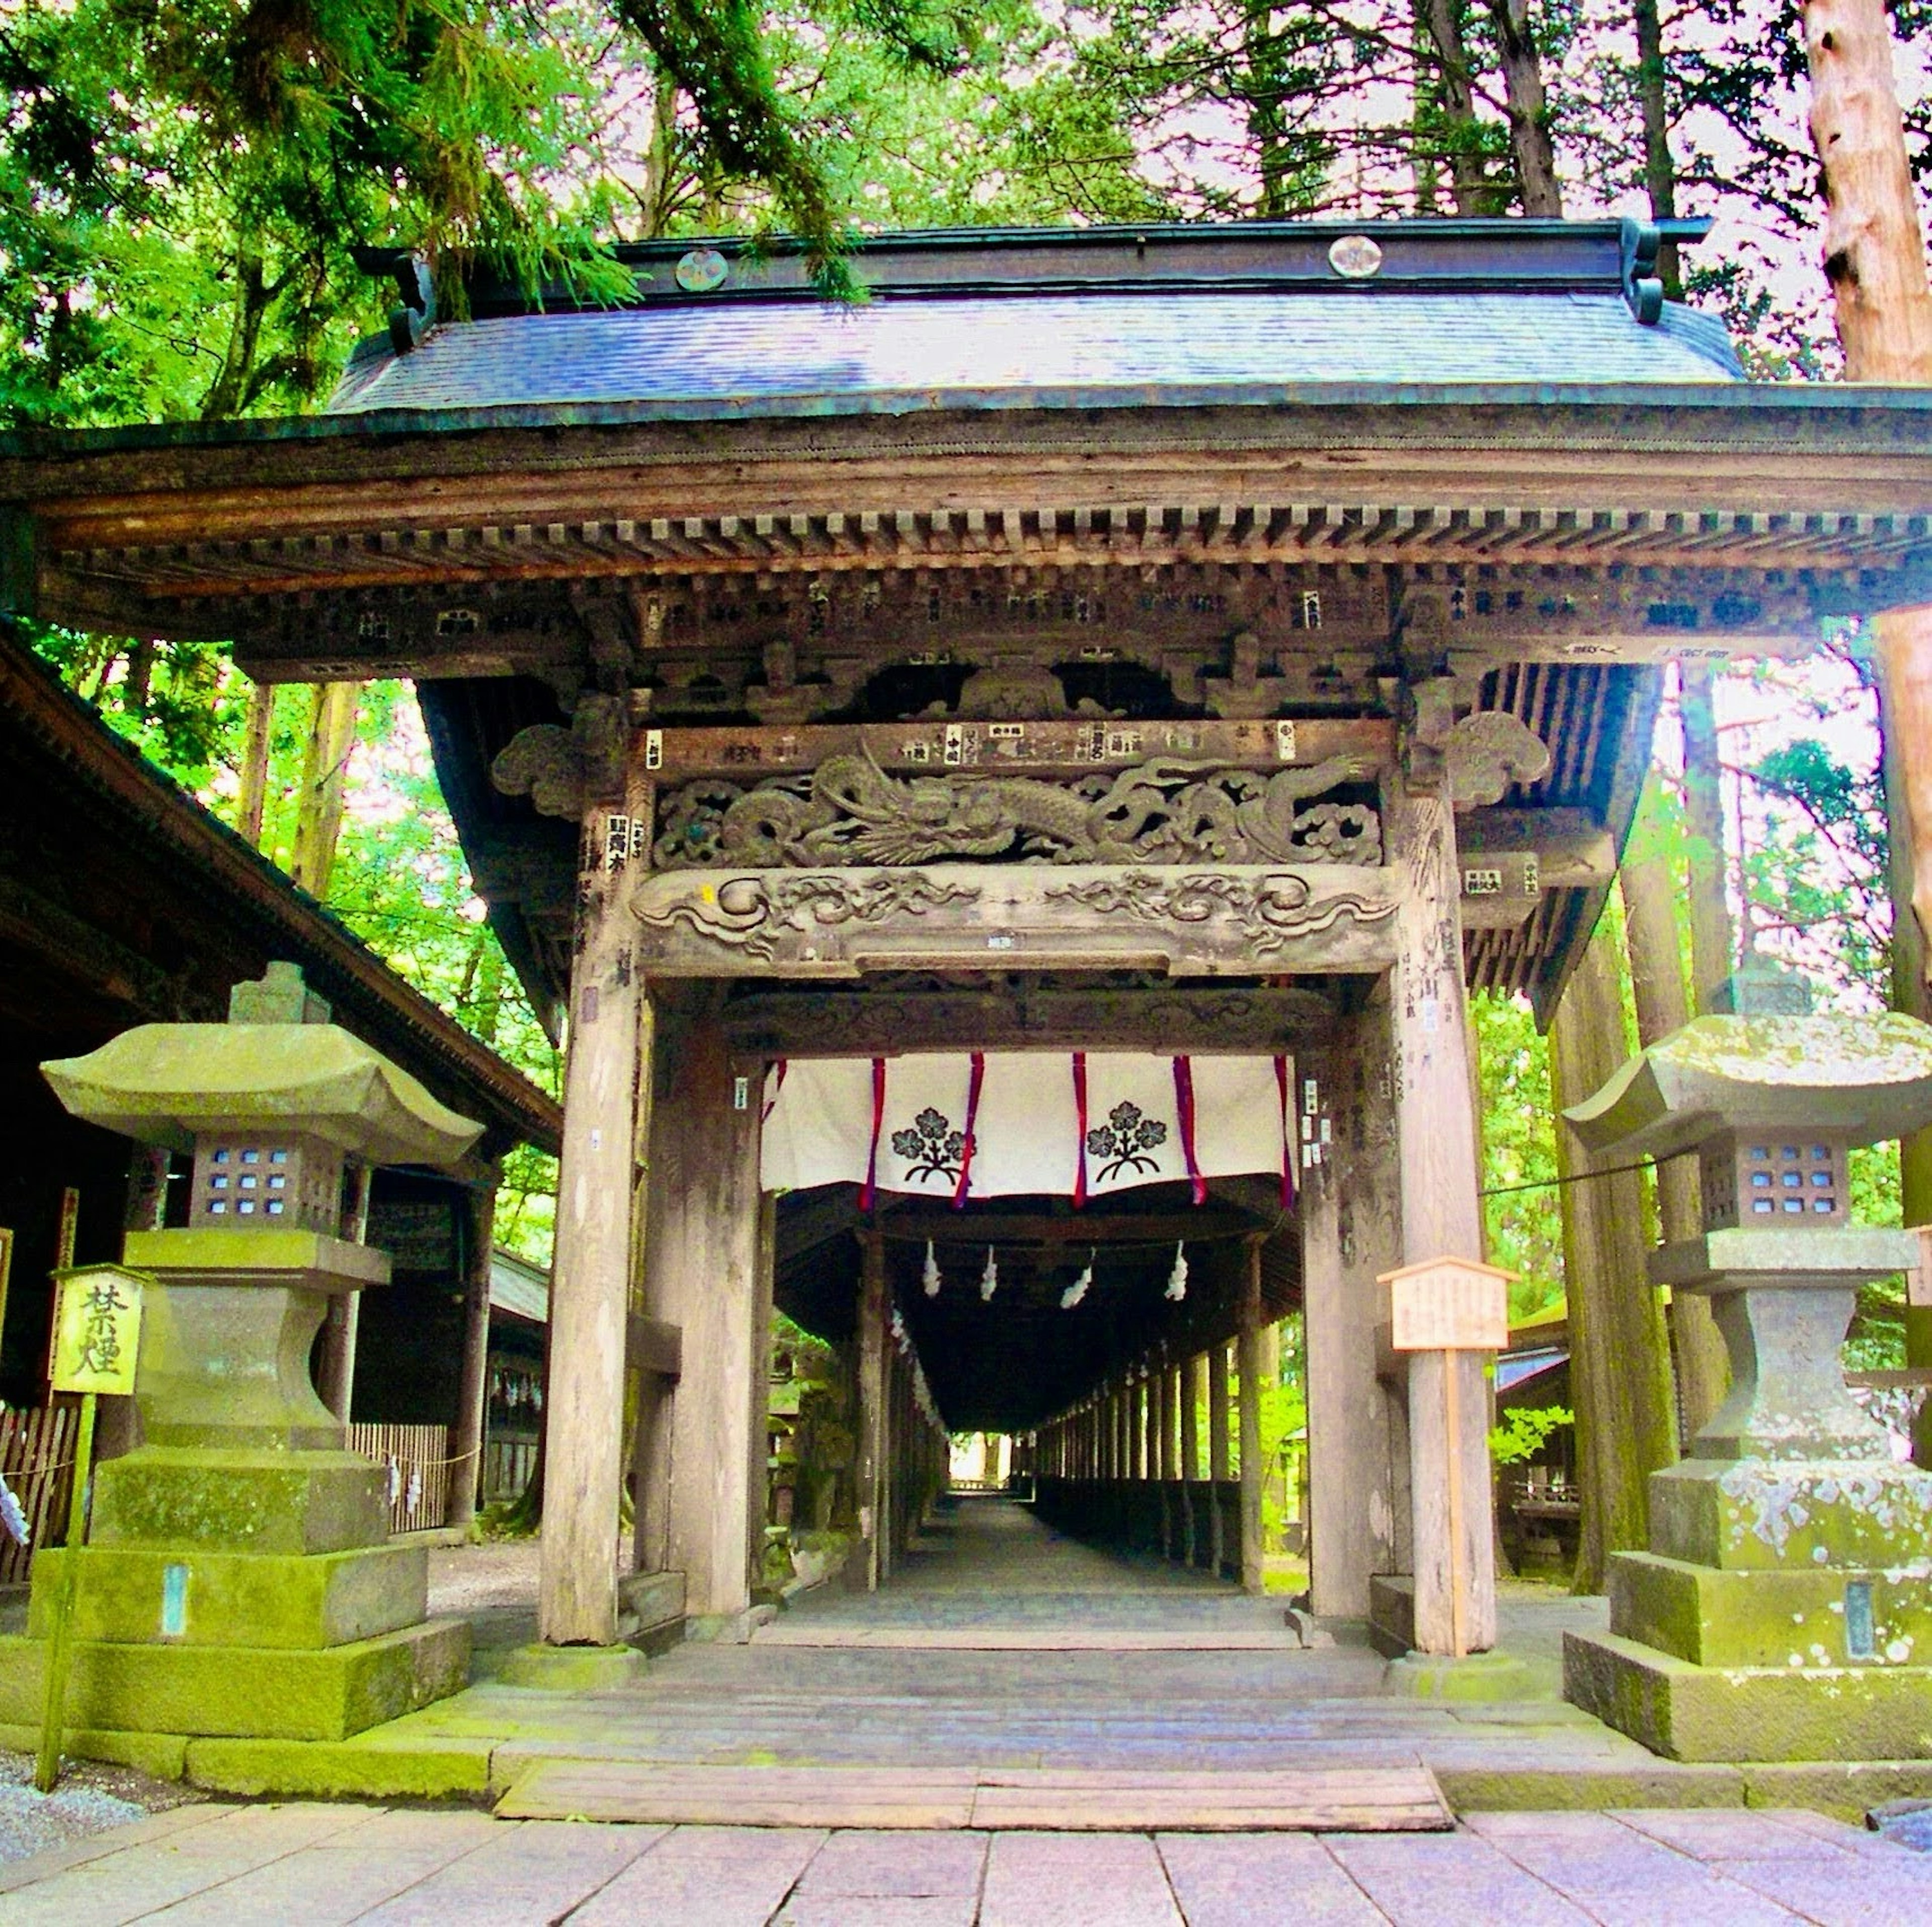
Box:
[1238,1239,1266,1595]
[858,1231,888,1591]
[1389,768,1496,1656]
[540,799,646,1647]
[640,991,768,1623]
[1208,1342,1231,1577]
[1180,1353,1202,1566]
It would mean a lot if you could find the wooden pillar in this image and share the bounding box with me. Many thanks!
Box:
[1179,1353,1202,1565]
[1302,1023,1406,1618]
[539,801,644,1647]
[1208,1340,1231,1577]
[1388,770,1496,1656]
[1152,1353,1172,1557]
[858,1231,888,1591]
[640,994,766,1622]
[448,1175,497,1530]
[1238,1239,1266,1595]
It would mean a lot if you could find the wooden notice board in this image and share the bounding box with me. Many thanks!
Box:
[1381,1257,1513,1353]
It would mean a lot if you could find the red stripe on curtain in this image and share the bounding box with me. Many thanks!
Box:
[761,1057,789,1125]
[1172,1055,1205,1205]
[954,1050,987,1206]
[860,1056,887,1211]
[1072,1051,1090,1208]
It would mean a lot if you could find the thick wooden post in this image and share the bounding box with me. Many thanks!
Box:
[1302,1025,1405,1618]
[1208,1340,1231,1576]
[448,1176,497,1530]
[1388,771,1496,1655]
[858,1232,888,1591]
[641,996,765,1621]
[540,802,643,1647]
[1238,1239,1266,1595]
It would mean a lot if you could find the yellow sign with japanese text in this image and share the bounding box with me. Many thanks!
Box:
[50,1265,146,1396]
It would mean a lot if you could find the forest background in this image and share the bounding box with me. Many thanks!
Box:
[1,0,1917,1367]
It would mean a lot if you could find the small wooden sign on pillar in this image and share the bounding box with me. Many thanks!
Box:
[1380,1255,1512,1660]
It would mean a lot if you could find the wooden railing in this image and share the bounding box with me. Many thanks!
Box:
[0,1402,78,1584]
[347,1421,453,1535]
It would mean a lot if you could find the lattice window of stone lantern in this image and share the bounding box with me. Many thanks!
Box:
[191,1131,344,1232]
[1699,1131,1849,1229]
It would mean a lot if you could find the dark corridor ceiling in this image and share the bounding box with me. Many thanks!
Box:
[773,1180,1301,1434]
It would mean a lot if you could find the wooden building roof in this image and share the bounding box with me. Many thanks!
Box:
[5,218,1931,1023]
[0,629,561,1162]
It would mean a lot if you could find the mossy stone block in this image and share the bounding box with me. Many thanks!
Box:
[28,1542,427,1649]
[184,1735,491,1800]
[1564,1626,1932,1762]
[1609,1550,1932,1670]
[1649,1459,1932,1571]
[92,1447,387,1554]
[0,1720,189,1782]
[494,1644,648,1691]
[0,1617,468,1740]
[1383,1651,1542,1701]
[1435,1764,1745,1812]
[1740,1761,1932,1822]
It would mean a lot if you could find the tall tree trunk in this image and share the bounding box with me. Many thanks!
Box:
[1548,919,1679,1594]
[1621,776,1727,1438]
[1420,1,1498,214]
[237,680,275,848]
[1803,2,1932,1460]
[1677,663,1733,1012]
[1409,1,1443,210]
[1486,0,1563,214]
[1804,0,1932,381]
[289,682,360,899]
[1632,0,1682,298]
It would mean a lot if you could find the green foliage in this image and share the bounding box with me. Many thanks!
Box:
[1476,992,1564,1326]
[1489,1403,1574,1467]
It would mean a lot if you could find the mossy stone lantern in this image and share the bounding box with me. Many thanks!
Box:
[0,965,481,1748]
[1560,989,1932,1763]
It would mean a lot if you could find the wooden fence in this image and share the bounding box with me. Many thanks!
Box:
[347,1422,452,1535]
[0,1402,77,1584]
[484,1436,538,1505]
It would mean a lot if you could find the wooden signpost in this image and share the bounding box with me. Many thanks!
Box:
[36,1262,144,1792]
[1381,1256,1512,1659]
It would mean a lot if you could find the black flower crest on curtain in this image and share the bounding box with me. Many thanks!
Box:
[891,1107,965,1182]
[1086,1101,1167,1181]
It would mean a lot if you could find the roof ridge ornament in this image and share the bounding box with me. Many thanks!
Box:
[1620,217,1665,324]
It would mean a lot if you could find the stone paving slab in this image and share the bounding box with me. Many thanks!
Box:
[3,1805,1926,1922]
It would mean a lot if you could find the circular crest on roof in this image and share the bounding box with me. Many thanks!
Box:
[1328,234,1384,280]
[675,247,730,294]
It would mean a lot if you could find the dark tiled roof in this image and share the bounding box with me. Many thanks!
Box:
[328,290,1740,418]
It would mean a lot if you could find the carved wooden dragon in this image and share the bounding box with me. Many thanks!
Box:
[653,748,1380,869]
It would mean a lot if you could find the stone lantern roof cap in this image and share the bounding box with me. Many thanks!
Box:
[40,1022,483,1168]
[1561,1011,1932,1163]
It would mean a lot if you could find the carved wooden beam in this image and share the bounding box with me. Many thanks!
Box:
[635,716,1393,781]
[628,862,1403,978]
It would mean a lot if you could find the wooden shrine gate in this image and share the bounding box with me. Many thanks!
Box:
[534,706,1539,1654]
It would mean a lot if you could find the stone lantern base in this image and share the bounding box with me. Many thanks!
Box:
[1566,1457,1932,1761]
[0,1235,470,1746]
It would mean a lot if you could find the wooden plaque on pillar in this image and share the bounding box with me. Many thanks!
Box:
[1382,1257,1512,1353]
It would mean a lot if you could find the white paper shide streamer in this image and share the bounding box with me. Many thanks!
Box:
[1165,1241,1188,1302]
[922,1240,942,1298]
[1061,1250,1094,1310]
[980,1246,999,1302]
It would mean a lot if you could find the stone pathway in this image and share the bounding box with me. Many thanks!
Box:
[2,1803,1929,1922]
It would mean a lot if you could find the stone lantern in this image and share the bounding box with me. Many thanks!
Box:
[1561,989,1932,1761]
[0,964,481,1751]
